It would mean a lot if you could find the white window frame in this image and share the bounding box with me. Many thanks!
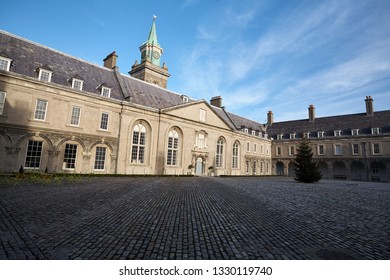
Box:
[372,143,381,155]
[352,143,360,155]
[317,131,325,138]
[289,145,296,156]
[317,144,325,155]
[276,146,282,156]
[277,134,283,140]
[25,140,43,169]
[351,129,359,136]
[101,87,111,98]
[94,146,106,170]
[232,141,239,169]
[70,106,81,126]
[167,129,179,166]
[334,130,342,137]
[303,132,310,138]
[38,69,52,82]
[99,112,109,131]
[371,128,380,135]
[334,144,342,155]
[131,124,147,164]
[199,109,206,122]
[0,56,12,71]
[63,143,78,170]
[0,91,6,115]
[34,99,48,121]
[215,138,224,168]
[290,133,296,140]
[72,78,84,91]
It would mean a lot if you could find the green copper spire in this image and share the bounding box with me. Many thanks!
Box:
[147,15,160,46]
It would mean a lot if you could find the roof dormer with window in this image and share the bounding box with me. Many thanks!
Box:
[37,67,53,82]
[0,56,12,71]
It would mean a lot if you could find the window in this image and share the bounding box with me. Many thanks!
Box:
[289,146,295,156]
[101,87,111,98]
[253,143,257,153]
[25,140,43,168]
[276,146,282,156]
[72,79,83,91]
[167,129,179,166]
[317,131,325,138]
[100,112,109,130]
[352,144,360,155]
[351,129,359,136]
[372,143,381,155]
[334,144,342,155]
[260,145,264,154]
[371,128,380,135]
[200,109,206,122]
[38,69,52,82]
[131,124,146,163]
[318,144,325,155]
[232,142,239,169]
[303,132,310,138]
[244,128,249,134]
[246,142,250,152]
[0,56,11,71]
[252,161,257,175]
[290,133,296,139]
[215,138,224,168]
[34,99,48,120]
[246,160,250,174]
[334,130,342,137]
[94,147,106,170]
[260,161,264,174]
[63,144,77,169]
[70,106,81,126]
[0,91,5,115]
[277,134,283,140]
[196,131,206,149]
[252,130,256,136]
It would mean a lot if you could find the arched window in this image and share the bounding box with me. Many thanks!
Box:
[232,141,239,169]
[216,137,224,168]
[131,124,146,163]
[167,129,179,166]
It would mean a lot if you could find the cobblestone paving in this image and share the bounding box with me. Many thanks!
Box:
[0,177,389,260]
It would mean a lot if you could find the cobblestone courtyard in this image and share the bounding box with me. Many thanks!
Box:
[0,177,389,260]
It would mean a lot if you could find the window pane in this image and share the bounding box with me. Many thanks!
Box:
[25,140,43,168]
[94,147,106,170]
[100,113,109,130]
[34,100,47,120]
[64,144,77,169]
[70,106,81,125]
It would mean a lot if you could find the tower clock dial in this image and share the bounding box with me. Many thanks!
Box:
[153,51,160,59]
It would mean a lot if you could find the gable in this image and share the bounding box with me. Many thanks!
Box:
[161,101,232,130]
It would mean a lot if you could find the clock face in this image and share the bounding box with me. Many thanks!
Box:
[153,51,160,59]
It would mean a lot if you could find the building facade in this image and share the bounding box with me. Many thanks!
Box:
[0,21,389,181]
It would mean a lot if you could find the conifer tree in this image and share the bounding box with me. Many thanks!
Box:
[294,137,322,183]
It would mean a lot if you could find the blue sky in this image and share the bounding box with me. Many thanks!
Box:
[1,0,389,122]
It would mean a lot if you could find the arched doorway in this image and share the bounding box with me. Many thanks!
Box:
[371,161,387,182]
[351,160,366,181]
[318,161,329,179]
[288,161,295,177]
[276,161,284,175]
[333,161,346,180]
[195,157,204,176]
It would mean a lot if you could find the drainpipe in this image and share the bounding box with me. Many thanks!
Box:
[115,102,124,174]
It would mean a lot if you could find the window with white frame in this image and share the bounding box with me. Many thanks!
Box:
[63,144,78,169]
[303,132,310,138]
[317,131,325,138]
[351,129,359,136]
[167,129,179,166]
[101,87,111,98]
[34,99,48,120]
[252,161,257,175]
[0,56,12,71]
[252,130,256,136]
[334,144,342,155]
[277,134,283,140]
[70,106,81,126]
[196,131,206,149]
[100,112,109,130]
[276,146,282,156]
[232,141,239,169]
[72,78,83,91]
[0,91,6,115]
[246,142,250,152]
[318,144,325,155]
[253,143,257,153]
[215,138,224,168]
[334,130,342,137]
[260,145,264,154]
[38,69,52,82]
[94,146,106,170]
[246,160,250,174]
[290,133,296,139]
[289,146,295,156]
[199,109,206,122]
[131,124,146,164]
[352,143,360,155]
[260,161,263,174]
[25,140,43,169]
[371,128,380,135]
[372,143,381,155]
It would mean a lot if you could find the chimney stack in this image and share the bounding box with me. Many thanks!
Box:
[308,104,315,122]
[210,96,223,108]
[267,111,274,126]
[103,51,118,69]
[365,96,374,116]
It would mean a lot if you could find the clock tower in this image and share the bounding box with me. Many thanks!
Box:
[129,16,170,88]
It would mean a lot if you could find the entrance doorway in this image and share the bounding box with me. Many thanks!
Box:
[195,157,203,176]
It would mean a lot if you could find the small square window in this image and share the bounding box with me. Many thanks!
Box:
[0,56,12,71]
[72,79,83,91]
[101,87,111,98]
[38,69,52,82]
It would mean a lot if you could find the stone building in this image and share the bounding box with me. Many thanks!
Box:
[0,19,389,181]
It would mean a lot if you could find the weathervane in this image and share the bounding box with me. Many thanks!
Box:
[153,15,157,20]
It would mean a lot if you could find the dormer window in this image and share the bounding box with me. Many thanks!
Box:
[252,130,256,136]
[0,56,12,71]
[303,132,310,138]
[72,78,83,91]
[101,87,111,98]
[38,68,52,82]
[290,133,296,140]
[277,134,283,140]
[351,129,359,136]
[371,128,380,135]
[180,95,189,102]
[334,130,342,137]
[317,131,325,138]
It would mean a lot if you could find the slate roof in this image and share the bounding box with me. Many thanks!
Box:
[267,111,390,139]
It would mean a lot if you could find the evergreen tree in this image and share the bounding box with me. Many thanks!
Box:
[294,138,322,183]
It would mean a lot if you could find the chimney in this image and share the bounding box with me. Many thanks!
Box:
[210,96,223,108]
[308,104,315,122]
[365,96,374,116]
[267,111,274,126]
[103,51,118,69]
